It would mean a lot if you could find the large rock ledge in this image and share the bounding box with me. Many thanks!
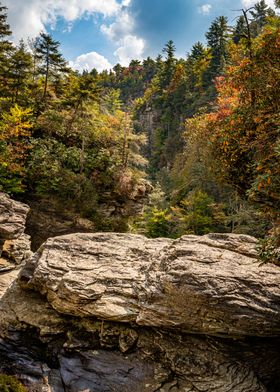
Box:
[0,194,280,392]
[20,232,280,337]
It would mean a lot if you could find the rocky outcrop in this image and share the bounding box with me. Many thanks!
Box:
[0,192,29,241]
[138,108,161,159]
[25,197,95,251]
[0,230,279,391]
[20,232,280,337]
[0,193,31,298]
[1,281,280,392]
[25,182,152,250]
[1,233,32,265]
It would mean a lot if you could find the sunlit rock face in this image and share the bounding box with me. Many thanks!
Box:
[21,232,280,337]
[0,192,29,240]
[0,193,31,298]
[0,194,280,391]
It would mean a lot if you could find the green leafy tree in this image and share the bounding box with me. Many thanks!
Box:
[113,63,124,79]
[190,42,205,60]
[0,104,32,193]
[178,190,226,235]
[142,56,157,81]
[63,71,100,130]
[143,207,173,238]
[185,42,211,113]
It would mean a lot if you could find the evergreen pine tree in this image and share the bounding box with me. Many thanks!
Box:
[155,54,164,74]
[233,16,247,44]
[250,0,275,35]
[161,40,176,88]
[142,57,157,82]
[0,3,13,99]
[113,63,124,79]
[204,16,229,85]
[9,40,32,104]
[35,32,69,102]
[190,42,205,60]
[0,3,12,55]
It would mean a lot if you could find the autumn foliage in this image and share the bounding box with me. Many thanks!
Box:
[0,105,32,192]
[184,18,280,255]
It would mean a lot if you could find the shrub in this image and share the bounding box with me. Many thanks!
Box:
[0,374,26,392]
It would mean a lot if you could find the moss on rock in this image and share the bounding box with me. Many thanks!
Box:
[0,374,26,392]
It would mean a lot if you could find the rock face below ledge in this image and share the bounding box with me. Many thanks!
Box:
[0,230,280,391]
[21,232,280,337]
[0,193,31,298]
[0,192,29,240]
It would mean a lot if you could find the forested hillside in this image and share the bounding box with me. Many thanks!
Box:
[0,1,279,262]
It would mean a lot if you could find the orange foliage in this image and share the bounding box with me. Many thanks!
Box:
[185,20,280,217]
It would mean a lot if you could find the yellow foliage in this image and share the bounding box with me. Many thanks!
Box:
[0,104,33,177]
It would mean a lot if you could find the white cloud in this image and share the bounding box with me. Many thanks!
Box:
[101,6,146,65]
[122,0,131,7]
[114,35,145,66]
[3,0,120,42]
[3,0,146,66]
[198,4,212,15]
[70,51,112,72]
[101,11,133,41]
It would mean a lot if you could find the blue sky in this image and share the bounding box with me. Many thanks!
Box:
[3,0,275,71]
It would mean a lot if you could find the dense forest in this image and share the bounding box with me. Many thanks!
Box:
[0,0,279,262]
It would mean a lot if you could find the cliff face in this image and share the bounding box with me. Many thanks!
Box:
[0,193,31,298]
[25,179,152,250]
[0,193,280,392]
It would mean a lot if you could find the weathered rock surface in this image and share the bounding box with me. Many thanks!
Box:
[0,268,19,298]
[0,225,280,391]
[0,193,31,299]
[0,281,280,392]
[20,232,280,337]
[0,192,29,241]
[26,182,152,250]
[25,197,95,251]
[2,233,32,264]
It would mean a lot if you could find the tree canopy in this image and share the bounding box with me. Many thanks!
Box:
[0,1,278,261]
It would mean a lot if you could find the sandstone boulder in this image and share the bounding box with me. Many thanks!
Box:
[0,193,31,298]
[0,229,280,391]
[0,193,29,241]
[0,280,279,392]
[20,232,280,337]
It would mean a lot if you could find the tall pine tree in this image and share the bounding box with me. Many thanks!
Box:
[233,16,247,44]
[204,16,229,86]
[9,40,32,104]
[0,3,13,100]
[250,0,275,36]
[161,40,176,88]
[35,33,69,103]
